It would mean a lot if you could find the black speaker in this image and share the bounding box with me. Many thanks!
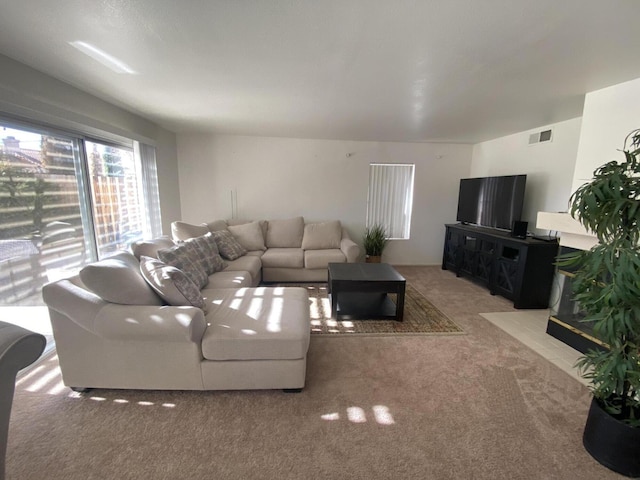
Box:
[511,220,528,239]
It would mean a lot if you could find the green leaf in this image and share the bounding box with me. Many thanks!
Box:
[566,129,640,421]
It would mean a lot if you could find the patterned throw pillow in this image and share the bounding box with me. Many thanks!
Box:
[157,242,209,289]
[210,229,247,260]
[139,256,207,311]
[184,233,226,275]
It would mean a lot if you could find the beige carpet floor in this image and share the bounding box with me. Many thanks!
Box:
[7,266,624,480]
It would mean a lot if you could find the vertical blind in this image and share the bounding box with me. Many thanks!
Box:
[366,163,415,239]
[137,142,162,238]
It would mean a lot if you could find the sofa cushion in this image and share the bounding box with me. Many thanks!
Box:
[130,236,174,260]
[183,233,226,275]
[223,255,262,283]
[79,251,163,306]
[204,219,228,232]
[226,219,251,227]
[301,221,342,250]
[260,248,304,269]
[228,219,268,239]
[203,271,253,289]
[210,230,247,260]
[266,216,304,248]
[304,249,346,269]
[139,256,206,311]
[171,221,209,241]
[157,242,209,289]
[228,221,266,251]
[200,287,310,361]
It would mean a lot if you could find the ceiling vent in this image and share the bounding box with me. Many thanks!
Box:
[528,129,553,145]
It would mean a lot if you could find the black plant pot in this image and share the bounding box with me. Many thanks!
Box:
[583,397,640,478]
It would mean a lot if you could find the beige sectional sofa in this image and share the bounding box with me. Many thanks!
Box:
[41,217,358,393]
[43,272,310,391]
[171,216,360,283]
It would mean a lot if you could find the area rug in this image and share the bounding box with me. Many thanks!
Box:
[290,283,464,335]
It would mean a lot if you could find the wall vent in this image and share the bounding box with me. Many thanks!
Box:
[528,129,553,145]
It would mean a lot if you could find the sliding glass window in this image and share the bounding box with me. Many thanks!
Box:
[0,121,160,306]
[86,140,146,257]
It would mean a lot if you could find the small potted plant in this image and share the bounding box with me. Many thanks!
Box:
[363,224,389,263]
[558,128,640,477]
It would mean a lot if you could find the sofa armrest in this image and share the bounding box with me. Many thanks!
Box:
[43,277,206,344]
[340,231,360,263]
[94,304,207,343]
[43,277,108,334]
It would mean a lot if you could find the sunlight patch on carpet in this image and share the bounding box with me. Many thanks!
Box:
[291,283,464,336]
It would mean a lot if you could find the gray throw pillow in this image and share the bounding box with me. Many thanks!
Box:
[139,256,207,311]
[157,242,209,289]
[79,251,163,305]
[210,230,247,260]
[183,233,226,275]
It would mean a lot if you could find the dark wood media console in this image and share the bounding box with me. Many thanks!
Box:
[442,224,558,309]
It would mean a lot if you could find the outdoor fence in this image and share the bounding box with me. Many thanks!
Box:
[0,169,142,305]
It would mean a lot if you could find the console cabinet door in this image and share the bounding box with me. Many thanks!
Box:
[492,244,525,300]
[460,235,478,276]
[442,227,464,271]
[475,238,495,284]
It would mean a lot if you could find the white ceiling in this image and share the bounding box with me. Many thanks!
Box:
[1,0,640,144]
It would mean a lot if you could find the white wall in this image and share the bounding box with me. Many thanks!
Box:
[177,133,473,265]
[0,54,181,235]
[572,76,640,193]
[470,117,582,235]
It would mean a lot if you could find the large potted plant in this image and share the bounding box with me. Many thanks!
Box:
[559,128,640,477]
[363,224,389,263]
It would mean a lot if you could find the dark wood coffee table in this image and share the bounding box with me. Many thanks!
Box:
[328,263,406,321]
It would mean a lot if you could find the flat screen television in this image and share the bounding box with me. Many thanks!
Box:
[456,174,526,230]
